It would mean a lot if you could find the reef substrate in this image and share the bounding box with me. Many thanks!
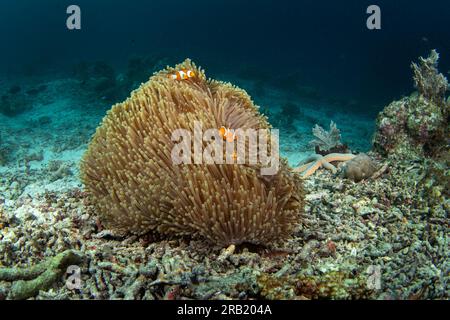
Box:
[0,151,447,300]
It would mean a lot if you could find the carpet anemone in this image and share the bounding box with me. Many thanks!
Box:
[81,59,304,246]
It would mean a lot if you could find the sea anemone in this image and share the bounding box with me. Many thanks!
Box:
[81,59,304,246]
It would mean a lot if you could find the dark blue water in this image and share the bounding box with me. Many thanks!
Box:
[1,0,449,116]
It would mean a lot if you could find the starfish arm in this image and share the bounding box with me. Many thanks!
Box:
[297,154,323,166]
[294,153,354,178]
[293,163,312,173]
[323,153,356,162]
[301,160,323,178]
[321,159,337,173]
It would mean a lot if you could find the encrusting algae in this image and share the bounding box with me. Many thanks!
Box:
[81,59,304,247]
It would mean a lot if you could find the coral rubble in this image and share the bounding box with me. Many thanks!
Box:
[0,250,83,300]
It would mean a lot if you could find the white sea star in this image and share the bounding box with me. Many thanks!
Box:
[293,153,356,178]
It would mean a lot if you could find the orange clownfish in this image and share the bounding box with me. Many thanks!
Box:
[168,69,196,80]
[219,126,238,143]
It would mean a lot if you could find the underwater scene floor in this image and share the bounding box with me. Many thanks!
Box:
[0,64,447,300]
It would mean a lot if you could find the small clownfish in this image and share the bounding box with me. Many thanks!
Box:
[219,126,238,143]
[168,69,196,80]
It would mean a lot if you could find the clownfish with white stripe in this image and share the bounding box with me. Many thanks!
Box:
[219,126,238,143]
[168,69,196,80]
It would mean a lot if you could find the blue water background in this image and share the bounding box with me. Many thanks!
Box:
[0,0,449,117]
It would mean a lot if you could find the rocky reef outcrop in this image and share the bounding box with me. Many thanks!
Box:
[373,50,449,158]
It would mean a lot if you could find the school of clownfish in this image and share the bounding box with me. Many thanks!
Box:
[169,69,240,161]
